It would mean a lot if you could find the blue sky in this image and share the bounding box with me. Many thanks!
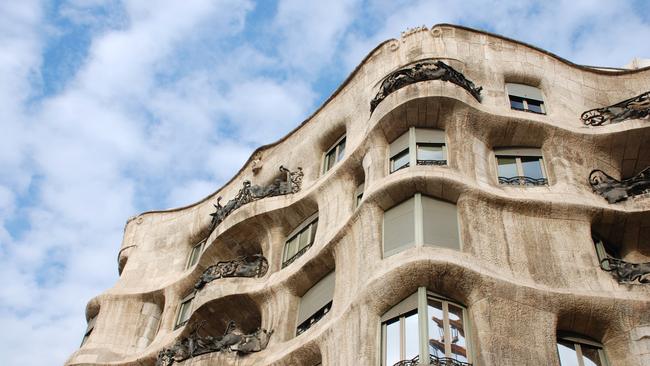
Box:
[1,1,649,364]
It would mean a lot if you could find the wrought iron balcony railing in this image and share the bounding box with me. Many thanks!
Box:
[194,254,269,290]
[498,176,548,186]
[589,167,650,203]
[370,60,482,113]
[600,257,650,284]
[393,354,472,366]
[581,90,650,126]
[417,159,447,166]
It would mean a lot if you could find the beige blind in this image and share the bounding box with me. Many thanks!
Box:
[380,292,418,322]
[383,197,415,257]
[505,83,544,101]
[494,147,542,157]
[415,128,445,143]
[297,271,335,325]
[421,196,460,250]
[389,131,410,157]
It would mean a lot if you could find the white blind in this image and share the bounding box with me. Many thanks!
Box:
[297,271,335,325]
[380,292,418,322]
[415,128,445,143]
[494,147,542,157]
[389,132,410,157]
[506,83,543,101]
[383,197,415,257]
[421,196,460,250]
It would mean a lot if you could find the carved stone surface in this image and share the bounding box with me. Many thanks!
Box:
[370,60,482,113]
[210,166,303,229]
[194,254,268,290]
[156,321,273,366]
[393,354,472,366]
[600,258,650,284]
[581,91,650,126]
[589,167,650,203]
[498,176,548,186]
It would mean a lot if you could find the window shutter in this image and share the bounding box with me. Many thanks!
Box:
[383,197,416,256]
[297,271,335,326]
[506,83,544,101]
[390,132,410,157]
[421,196,460,250]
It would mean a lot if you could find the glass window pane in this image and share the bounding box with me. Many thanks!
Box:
[428,300,446,358]
[448,304,468,362]
[404,311,419,360]
[581,344,604,366]
[324,151,336,172]
[417,144,444,161]
[299,228,310,250]
[385,320,400,366]
[178,300,192,325]
[337,138,346,162]
[521,157,544,179]
[527,99,544,114]
[557,340,580,366]
[187,244,201,268]
[497,157,518,178]
[509,96,525,110]
[391,149,410,172]
[310,221,318,244]
[285,237,298,260]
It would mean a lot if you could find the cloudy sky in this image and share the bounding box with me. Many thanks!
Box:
[1,0,649,364]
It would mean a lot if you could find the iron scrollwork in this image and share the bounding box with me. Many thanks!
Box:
[210,166,303,228]
[581,91,650,126]
[600,258,650,284]
[589,167,650,203]
[393,354,472,366]
[194,254,268,290]
[156,321,274,366]
[498,176,548,186]
[370,60,482,113]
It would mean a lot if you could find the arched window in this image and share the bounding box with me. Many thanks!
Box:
[282,213,319,268]
[381,288,472,365]
[557,334,609,366]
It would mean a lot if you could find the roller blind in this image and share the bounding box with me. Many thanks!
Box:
[421,196,460,250]
[383,197,415,257]
[297,271,335,325]
[506,83,544,101]
[415,128,445,143]
[390,132,410,157]
[380,292,418,322]
[494,147,542,157]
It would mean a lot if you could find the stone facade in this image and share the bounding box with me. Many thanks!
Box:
[66,24,650,366]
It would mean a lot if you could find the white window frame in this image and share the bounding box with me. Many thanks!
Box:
[185,239,205,269]
[380,288,472,365]
[322,135,346,174]
[557,335,610,366]
[494,147,548,186]
[388,128,447,174]
[174,292,195,329]
[282,213,319,268]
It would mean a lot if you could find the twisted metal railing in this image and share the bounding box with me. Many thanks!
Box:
[589,167,650,203]
[370,60,482,113]
[581,90,650,126]
[194,254,268,290]
[393,354,472,366]
[498,176,548,186]
[600,258,650,284]
[417,159,447,166]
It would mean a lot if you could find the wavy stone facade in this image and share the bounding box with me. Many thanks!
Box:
[66,24,650,366]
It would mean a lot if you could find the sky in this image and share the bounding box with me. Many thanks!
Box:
[1,0,649,364]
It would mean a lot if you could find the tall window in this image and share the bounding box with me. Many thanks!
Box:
[175,292,195,329]
[506,83,546,114]
[323,136,346,173]
[297,271,335,336]
[381,289,472,365]
[557,335,609,366]
[185,240,205,269]
[355,183,365,207]
[383,194,460,257]
[495,148,548,186]
[389,128,447,173]
[282,213,318,268]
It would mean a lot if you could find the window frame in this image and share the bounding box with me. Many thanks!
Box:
[296,271,335,336]
[390,148,410,173]
[388,128,448,174]
[380,288,472,365]
[355,183,365,208]
[556,334,610,366]
[282,213,319,268]
[506,83,546,115]
[185,239,205,269]
[174,292,195,329]
[322,135,346,174]
[494,148,548,186]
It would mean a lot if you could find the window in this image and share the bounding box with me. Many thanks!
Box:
[296,271,335,336]
[381,289,472,365]
[355,183,364,207]
[323,136,346,173]
[557,335,609,366]
[80,315,97,346]
[495,148,548,186]
[282,214,318,268]
[383,194,460,257]
[186,240,205,269]
[389,128,447,173]
[593,235,619,271]
[175,292,195,328]
[506,83,546,114]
